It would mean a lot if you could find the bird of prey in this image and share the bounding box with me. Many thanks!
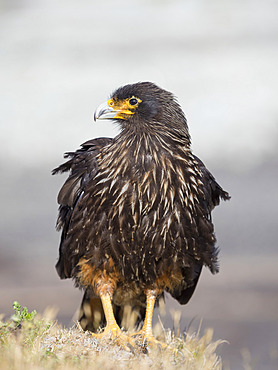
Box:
[53,82,230,349]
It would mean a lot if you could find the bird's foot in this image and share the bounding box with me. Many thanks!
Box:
[130,330,170,352]
[92,324,136,351]
[130,330,179,355]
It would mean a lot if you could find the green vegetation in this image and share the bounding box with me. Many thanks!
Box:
[0,302,224,369]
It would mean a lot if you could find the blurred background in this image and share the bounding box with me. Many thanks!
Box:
[1,0,278,368]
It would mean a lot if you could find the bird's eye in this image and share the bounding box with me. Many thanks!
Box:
[129,98,138,106]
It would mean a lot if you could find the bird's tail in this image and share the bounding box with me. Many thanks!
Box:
[78,290,106,332]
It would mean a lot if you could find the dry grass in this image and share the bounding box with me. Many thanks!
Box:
[0,303,224,370]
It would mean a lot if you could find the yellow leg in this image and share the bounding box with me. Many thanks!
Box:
[92,291,135,350]
[131,290,167,350]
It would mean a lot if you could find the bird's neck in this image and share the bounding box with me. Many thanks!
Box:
[99,129,192,176]
[116,127,191,154]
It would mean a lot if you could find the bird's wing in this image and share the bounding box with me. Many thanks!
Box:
[170,155,230,305]
[52,137,113,279]
[193,154,231,211]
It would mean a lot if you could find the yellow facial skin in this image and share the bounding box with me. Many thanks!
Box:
[108,96,142,119]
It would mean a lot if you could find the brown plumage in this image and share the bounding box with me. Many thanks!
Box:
[53,82,230,342]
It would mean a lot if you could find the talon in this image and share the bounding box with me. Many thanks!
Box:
[92,327,136,351]
[132,332,167,350]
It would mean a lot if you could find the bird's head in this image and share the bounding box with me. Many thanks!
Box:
[94,82,190,143]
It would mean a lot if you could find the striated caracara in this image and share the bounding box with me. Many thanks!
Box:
[53,82,230,349]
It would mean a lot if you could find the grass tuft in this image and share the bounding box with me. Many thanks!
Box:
[0,302,224,369]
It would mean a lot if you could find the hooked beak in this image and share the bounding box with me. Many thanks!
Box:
[94,102,117,121]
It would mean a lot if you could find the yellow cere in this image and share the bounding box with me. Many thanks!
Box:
[107,97,142,119]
